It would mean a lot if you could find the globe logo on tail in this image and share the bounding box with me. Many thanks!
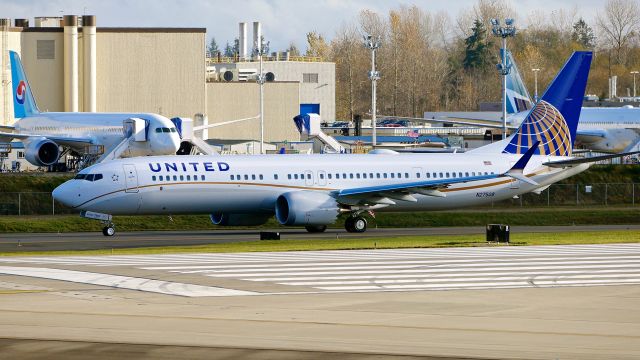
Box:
[15,80,26,105]
[503,100,572,157]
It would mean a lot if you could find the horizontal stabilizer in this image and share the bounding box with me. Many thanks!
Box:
[543,151,640,167]
[506,141,539,186]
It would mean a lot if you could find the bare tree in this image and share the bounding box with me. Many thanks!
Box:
[597,0,640,64]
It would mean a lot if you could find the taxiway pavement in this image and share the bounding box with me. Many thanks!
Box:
[0,243,639,359]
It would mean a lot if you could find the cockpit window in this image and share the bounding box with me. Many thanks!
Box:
[74,173,103,181]
[170,127,177,133]
[155,128,162,133]
[162,128,171,133]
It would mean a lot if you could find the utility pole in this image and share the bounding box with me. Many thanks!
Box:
[364,35,381,148]
[532,68,540,103]
[491,18,516,140]
[254,38,269,154]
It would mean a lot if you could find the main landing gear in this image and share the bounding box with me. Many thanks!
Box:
[345,216,367,233]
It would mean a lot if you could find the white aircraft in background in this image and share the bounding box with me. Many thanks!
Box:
[53,51,637,236]
[421,50,640,154]
[0,51,181,168]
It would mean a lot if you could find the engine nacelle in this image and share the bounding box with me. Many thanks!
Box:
[275,191,340,226]
[210,213,272,226]
[25,139,60,166]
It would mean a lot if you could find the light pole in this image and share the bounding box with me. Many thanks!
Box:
[631,71,639,98]
[254,38,269,154]
[532,68,540,103]
[364,34,381,148]
[491,18,516,140]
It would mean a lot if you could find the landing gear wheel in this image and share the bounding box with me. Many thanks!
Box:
[345,216,367,233]
[102,225,115,237]
[305,225,327,233]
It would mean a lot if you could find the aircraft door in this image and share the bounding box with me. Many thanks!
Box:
[304,170,314,186]
[123,164,139,193]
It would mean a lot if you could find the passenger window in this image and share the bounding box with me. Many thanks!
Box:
[439,172,443,178]
[452,173,457,178]
[307,174,311,179]
[459,172,463,177]
[391,173,395,178]
[173,175,177,181]
[376,173,380,178]
[416,173,420,178]
[187,175,191,181]
[397,173,401,178]
[252,174,256,180]
[343,173,347,178]
[294,174,298,180]
[383,173,387,178]
[356,173,360,179]
[472,172,476,176]
[152,176,157,181]
[259,174,263,180]
[320,173,324,179]
[405,173,409,178]
[426,173,430,178]
[274,174,278,180]
[349,173,354,179]
[370,173,374,178]
[201,175,205,180]
[230,175,234,180]
[288,174,291,179]
[465,172,469,177]
[362,173,366,179]
[328,174,332,179]
[180,175,184,181]
[159,175,163,181]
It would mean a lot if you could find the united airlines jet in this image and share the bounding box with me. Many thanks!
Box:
[0,51,180,167]
[53,52,635,236]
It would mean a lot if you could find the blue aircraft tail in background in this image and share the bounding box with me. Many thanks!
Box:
[502,51,592,157]
[502,49,534,114]
[9,50,40,118]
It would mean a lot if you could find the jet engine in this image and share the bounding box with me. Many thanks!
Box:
[275,191,340,226]
[210,213,272,226]
[25,139,60,166]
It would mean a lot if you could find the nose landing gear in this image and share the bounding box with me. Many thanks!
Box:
[102,224,116,236]
[81,210,116,236]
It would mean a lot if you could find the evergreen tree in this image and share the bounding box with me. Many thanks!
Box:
[572,18,596,48]
[207,37,219,56]
[463,20,494,71]
[223,41,234,57]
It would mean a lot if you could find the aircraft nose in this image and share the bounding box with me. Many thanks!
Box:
[52,181,81,208]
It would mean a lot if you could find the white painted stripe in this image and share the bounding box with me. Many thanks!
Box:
[205,260,640,277]
[315,278,640,291]
[140,255,640,271]
[215,263,640,278]
[279,273,640,286]
[249,268,640,282]
[0,266,257,297]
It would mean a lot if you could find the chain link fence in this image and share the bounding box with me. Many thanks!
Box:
[0,183,637,216]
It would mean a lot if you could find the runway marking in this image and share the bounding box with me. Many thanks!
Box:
[0,266,257,297]
[1,244,640,296]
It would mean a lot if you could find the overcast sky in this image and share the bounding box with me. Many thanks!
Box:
[1,0,605,51]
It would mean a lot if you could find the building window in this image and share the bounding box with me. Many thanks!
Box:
[303,73,319,83]
[37,40,55,60]
[17,151,25,159]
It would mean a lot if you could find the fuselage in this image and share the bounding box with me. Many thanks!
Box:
[53,152,589,216]
[15,112,181,157]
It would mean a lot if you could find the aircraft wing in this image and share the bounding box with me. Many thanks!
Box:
[576,129,607,141]
[542,151,640,167]
[381,115,519,130]
[0,131,94,148]
[335,142,539,206]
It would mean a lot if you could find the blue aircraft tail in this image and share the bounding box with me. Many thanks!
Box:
[502,49,534,114]
[9,50,40,118]
[502,51,592,157]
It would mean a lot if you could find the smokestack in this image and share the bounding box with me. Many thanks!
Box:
[239,22,247,60]
[63,15,79,112]
[82,15,96,112]
[252,21,261,59]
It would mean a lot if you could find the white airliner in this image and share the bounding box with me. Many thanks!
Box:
[422,50,640,154]
[53,52,636,236]
[0,51,180,167]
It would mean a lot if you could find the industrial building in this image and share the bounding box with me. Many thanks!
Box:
[0,16,337,169]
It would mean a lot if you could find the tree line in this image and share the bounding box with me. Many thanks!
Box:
[211,0,640,121]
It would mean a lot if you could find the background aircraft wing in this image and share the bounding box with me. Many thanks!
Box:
[380,115,519,130]
[0,131,94,148]
[542,151,640,167]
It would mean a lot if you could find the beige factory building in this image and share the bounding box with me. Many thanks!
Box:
[0,17,334,146]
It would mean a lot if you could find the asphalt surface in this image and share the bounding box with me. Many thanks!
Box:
[0,244,639,359]
[0,224,639,252]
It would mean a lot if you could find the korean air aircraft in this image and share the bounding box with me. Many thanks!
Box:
[53,51,635,236]
[0,51,180,167]
[428,50,640,154]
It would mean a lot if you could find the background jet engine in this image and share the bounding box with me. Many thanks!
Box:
[25,139,60,166]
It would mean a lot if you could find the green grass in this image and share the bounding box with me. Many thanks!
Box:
[0,230,637,256]
[0,206,637,233]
